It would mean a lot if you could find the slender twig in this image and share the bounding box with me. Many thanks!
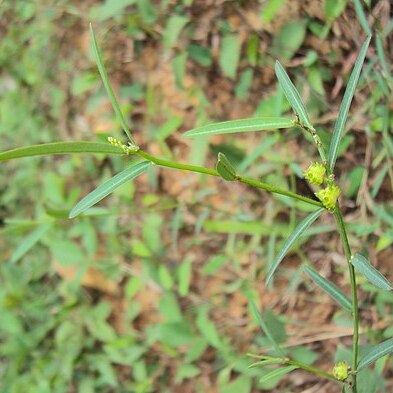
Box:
[334,206,359,393]
[136,150,324,208]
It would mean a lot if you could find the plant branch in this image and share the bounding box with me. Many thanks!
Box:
[334,205,359,393]
[247,354,336,381]
[136,150,324,208]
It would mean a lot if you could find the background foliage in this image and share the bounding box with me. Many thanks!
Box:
[1,0,393,392]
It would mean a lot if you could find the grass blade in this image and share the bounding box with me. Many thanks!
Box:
[358,337,393,370]
[250,300,285,357]
[328,35,371,171]
[249,359,286,368]
[353,0,371,36]
[9,223,52,264]
[303,265,352,312]
[69,161,151,218]
[266,208,324,285]
[90,23,136,145]
[274,61,313,130]
[183,117,294,138]
[0,142,124,162]
[351,253,393,290]
[259,365,297,384]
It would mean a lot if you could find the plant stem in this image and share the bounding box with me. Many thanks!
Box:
[237,176,323,208]
[136,150,323,208]
[247,354,335,381]
[286,359,336,381]
[334,205,359,393]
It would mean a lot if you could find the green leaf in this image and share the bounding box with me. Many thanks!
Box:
[358,337,393,370]
[275,60,314,130]
[351,253,393,290]
[0,142,124,162]
[183,117,294,138]
[353,0,372,36]
[324,0,348,22]
[273,19,307,60]
[219,34,242,80]
[216,152,237,181]
[259,365,297,383]
[266,208,324,285]
[89,23,135,144]
[163,15,189,50]
[69,161,151,218]
[9,222,52,264]
[303,265,352,312]
[250,300,285,357]
[249,359,286,368]
[328,35,371,171]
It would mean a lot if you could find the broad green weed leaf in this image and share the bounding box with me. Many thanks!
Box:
[69,161,151,218]
[250,300,285,357]
[163,15,189,50]
[273,19,307,60]
[259,366,297,384]
[219,34,241,80]
[324,0,348,22]
[216,152,237,181]
[183,117,294,137]
[0,142,123,162]
[266,208,324,285]
[303,265,352,312]
[9,222,52,264]
[351,253,393,290]
[358,337,393,370]
[274,61,314,130]
[328,35,371,171]
[90,24,135,144]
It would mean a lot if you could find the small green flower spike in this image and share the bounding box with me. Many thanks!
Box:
[315,184,341,211]
[304,162,326,185]
[107,136,139,154]
[332,361,349,381]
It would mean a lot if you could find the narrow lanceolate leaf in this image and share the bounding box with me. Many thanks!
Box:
[183,117,294,138]
[275,61,314,130]
[249,359,286,368]
[9,223,52,264]
[351,253,393,290]
[90,23,136,145]
[0,142,124,162]
[250,300,285,357]
[303,265,352,312]
[216,152,237,181]
[259,366,298,384]
[266,208,324,285]
[69,161,151,218]
[328,35,371,171]
[358,337,393,370]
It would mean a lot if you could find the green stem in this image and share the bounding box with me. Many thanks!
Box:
[286,359,336,381]
[136,150,323,208]
[237,176,323,208]
[247,354,335,381]
[334,206,359,393]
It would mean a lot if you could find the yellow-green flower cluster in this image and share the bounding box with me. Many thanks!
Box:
[332,361,349,381]
[304,162,326,185]
[315,184,341,211]
[107,136,138,154]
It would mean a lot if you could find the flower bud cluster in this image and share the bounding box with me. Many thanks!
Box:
[107,136,139,154]
[304,163,341,212]
[332,361,349,381]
